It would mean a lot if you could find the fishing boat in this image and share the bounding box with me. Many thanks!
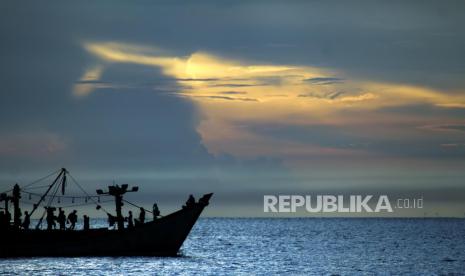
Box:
[0,168,213,257]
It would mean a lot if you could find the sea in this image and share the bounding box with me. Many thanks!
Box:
[1,218,465,275]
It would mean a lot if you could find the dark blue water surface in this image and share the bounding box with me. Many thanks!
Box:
[1,218,465,275]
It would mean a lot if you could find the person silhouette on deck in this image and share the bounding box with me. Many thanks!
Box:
[45,207,57,230]
[184,194,195,209]
[152,203,160,220]
[57,207,66,230]
[127,211,134,229]
[0,211,6,230]
[67,210,78,230]
[83,215,90,230]
[5,210,11,227]
[138,207,145,225]
[107,213,116,229]
[14,208,22,229]
[22,211,31,230]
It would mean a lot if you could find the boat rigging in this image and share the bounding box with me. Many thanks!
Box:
[0,168,212,257]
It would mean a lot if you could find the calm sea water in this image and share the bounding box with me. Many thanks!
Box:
[1,218,465,275]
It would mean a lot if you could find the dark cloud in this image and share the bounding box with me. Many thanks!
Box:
[422,124,465,132]
[2,0,463,92]
[373,104,465,120]
[195,95,258,102]
[176,78,221,82]
[1,0,465,216]
[208,83,259,88]
[244,123,465,159]
[298,91,344,99]
[219,91,248,95]
[0,2,293,216]
[303,77,345,85]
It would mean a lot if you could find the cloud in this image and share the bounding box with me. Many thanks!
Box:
[338,93,377,102]
[436,103,465,109]
[304,77,345,85]
[0,132,67,158]
[298,91,344,99]
[2,1,465,216]
[239,121,465,161]
[76,41,465,170]
[298,91,377,102]
[441,143,465,148]
[208,83,260,88]
[195,95,258,102]
[219,91,248,95]
[419,124,465,132]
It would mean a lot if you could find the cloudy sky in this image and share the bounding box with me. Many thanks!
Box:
[1,1,465,217]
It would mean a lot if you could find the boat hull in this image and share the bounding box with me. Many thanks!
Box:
[0,194,212,257]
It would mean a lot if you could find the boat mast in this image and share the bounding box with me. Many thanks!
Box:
[97,184,138,230]
[0,193,11,221]
[12,184,21,228]
[29,168,67,217]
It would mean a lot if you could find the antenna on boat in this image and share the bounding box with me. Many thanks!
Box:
[96,184,139,230]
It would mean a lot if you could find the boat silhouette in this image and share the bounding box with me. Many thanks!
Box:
[0,168,213,257]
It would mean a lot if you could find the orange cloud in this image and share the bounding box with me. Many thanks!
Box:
[76,41,465,160]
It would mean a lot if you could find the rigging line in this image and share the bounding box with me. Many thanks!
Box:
[34,174,63,230]
[35,208,47,230]
[29,169,65,217]
[122,199,153,214]
[17,201,35,205]
[21,190,109,199]
[45,174,62,208]
[59,199,114,209]
[67,173,93,197]
[20,191,45,197]
[0,188,13,194]
[0,169,60,194]
[17,199,41,205]
[21,184,57,191]
[67,173,110,214]
[21,169,62,189]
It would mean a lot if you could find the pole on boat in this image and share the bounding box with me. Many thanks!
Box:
[0,193,11,227]
[12,184,21,228]
[96,184,138,230]
[29,168,67,218]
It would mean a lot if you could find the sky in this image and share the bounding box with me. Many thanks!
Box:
[1,0,465,217]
